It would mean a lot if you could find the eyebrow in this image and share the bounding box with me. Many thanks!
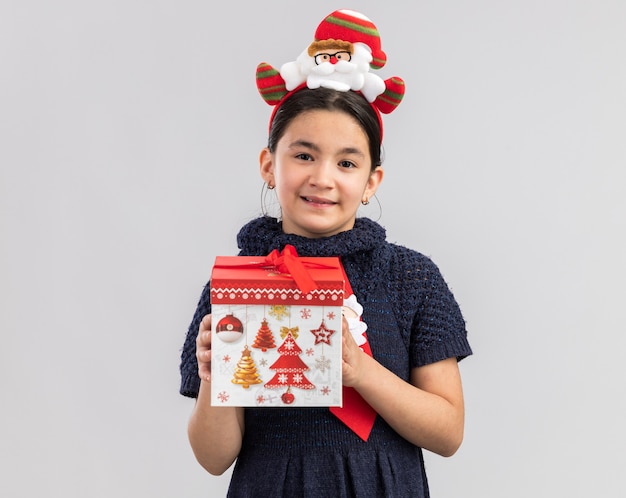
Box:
[287,140,365,157]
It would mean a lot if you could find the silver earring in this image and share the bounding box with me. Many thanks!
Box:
[261,182,280,218]
[358,194,382,222]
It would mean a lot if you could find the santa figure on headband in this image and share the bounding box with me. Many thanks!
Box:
[256,9,405,115]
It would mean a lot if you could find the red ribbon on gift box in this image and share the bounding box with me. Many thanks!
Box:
[263,245,318,294]
[213,244,331,294]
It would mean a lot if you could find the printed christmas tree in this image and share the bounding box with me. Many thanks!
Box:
[251,318,276,352]
[265,329,315,404]
[231,345,262,389]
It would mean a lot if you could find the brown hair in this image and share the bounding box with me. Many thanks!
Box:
[307,39,353,57]
[268,88,382,171]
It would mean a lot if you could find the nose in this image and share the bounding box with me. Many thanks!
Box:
[329,56,338,64]
[309,162,334,188]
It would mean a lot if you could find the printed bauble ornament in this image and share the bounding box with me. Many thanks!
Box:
[281,388,295,404]
[216,313,244,343]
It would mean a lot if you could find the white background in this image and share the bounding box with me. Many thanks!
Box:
[1,1,625,497]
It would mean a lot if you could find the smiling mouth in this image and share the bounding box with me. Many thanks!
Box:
[302,196,336,206]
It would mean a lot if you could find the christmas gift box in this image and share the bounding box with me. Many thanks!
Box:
[210,245,345,407]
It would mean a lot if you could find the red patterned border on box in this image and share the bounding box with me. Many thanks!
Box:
[210,255,344,306]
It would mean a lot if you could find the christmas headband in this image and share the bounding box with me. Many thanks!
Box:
[256,9,405,141]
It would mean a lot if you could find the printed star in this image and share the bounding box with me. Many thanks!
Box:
[310,320,335,345]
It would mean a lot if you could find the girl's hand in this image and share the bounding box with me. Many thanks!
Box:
[341,316,367,388]
[196,314,212,382]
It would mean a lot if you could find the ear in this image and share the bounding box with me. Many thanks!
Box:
[364,166,384,200]
[259,147,275,186]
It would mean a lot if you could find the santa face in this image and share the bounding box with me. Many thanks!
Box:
[297,42,373,92]
[259,109,383,239]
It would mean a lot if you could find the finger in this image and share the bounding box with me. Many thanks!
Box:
[341,335,352,360]
[198,364,211,382]
[196,330,213,349]
[199,314,212,332]
[342,316,356,338]
[196,329,211,348]
[341,325,356,349]
[196,347,212,361]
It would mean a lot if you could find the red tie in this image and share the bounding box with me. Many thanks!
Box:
[329,264,377,441]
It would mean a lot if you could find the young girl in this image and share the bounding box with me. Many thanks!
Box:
[180,10,472,497]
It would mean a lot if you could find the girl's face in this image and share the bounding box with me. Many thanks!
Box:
[260,109,383,239]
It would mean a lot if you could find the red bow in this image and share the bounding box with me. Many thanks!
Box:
[264,245,318,294]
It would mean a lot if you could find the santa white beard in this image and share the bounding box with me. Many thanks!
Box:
[280,43,385,102]
[307,60,364,92]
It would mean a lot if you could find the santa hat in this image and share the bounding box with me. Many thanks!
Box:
[314,9,387,69]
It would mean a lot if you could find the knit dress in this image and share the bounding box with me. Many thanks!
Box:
[179,216,472,498]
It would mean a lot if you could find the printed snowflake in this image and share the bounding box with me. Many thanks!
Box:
[315,355,331,372]
[327,311,336,321]
[259,358,268,367]
[264,393,279,403]
[256,394,266,404]
[306,348,314,357]
[217,391,230,403]
[293,373,303,384]
[278,373,288,384]
[269,305,290,321]
[320,386,331,396]
[300,308,312,319]
[222,355,231,363]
